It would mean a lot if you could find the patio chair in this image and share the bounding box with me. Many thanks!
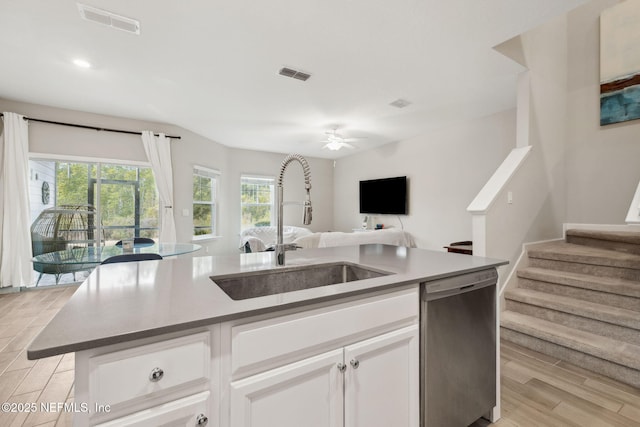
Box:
[101,253,163,264]
[114,237,155,246]
[31,205,102,285]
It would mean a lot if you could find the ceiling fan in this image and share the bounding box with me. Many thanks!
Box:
[321,129,362,151]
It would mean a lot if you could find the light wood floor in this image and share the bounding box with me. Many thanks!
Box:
[0,285,77,427]
[0,285,639,427]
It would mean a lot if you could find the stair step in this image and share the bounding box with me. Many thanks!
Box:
[501,312,640,389]
[566,229,640,255]
[505,288,640,345]
[517,267,640,312]
[528,241,640,269]
[508,228,640,389]
[517,267,640,299]
[505,288,640,329]
[501,311,640,371]
[527,242,640,281]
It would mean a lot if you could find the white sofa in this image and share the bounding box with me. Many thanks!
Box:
[241,226,415,253]
[240,226,416,252]
[240,226,313,252]
[293,228,415,249]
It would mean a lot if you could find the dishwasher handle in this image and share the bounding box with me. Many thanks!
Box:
[423,273,497,301]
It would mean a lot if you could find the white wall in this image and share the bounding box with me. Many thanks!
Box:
[565,0,640,224]
[28,160,56,223]
[481,0,640,282]
[333,0,640,268]
[482,12,571,271]
[484,0,640,266]
[6,0,637,265]
[333,109,515,251]
[0,98,334,255]
[225,148,334,234]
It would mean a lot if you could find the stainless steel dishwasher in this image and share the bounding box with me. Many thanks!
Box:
[421,268,498,427]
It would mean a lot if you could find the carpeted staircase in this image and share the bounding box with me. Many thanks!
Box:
[500,228,640,389]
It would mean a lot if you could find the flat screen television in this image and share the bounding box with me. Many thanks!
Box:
[359,176,408,215]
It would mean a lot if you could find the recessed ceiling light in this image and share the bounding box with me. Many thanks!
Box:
[73,59,92,69]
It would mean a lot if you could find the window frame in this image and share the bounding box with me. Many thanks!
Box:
[192,165,220,240]
[28,154,160,244]
[240,174,276,231]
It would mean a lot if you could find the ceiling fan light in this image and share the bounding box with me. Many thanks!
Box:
[73,58,91,68]
[326,141,343,150]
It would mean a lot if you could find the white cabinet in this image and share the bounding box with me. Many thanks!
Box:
[344,325,419,427]
[228,325,418,427]
[89,332,210,410]
[230,349,344,427]
[95,391,211,427]
[74,329,218,427]
[74,285,419,427]
[222,285,420,427]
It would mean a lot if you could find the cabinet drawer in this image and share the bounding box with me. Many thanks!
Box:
[89,332,210,410]
[95,391,211,427]
[231,285,418,378]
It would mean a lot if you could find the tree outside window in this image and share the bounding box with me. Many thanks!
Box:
[241,176,274,230]
[30,159,159,244]
[89,164,159,242]
[193,166,218,237]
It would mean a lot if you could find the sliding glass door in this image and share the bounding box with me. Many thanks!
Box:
[88,164,158,243]
[28,158,159,284]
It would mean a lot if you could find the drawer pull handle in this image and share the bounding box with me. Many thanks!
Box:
[337,363,347,373]
[196,414,209,426]
[149,367,164,382]
[350,359,360,369]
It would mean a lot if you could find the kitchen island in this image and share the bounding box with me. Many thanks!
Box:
[28,244,507,427]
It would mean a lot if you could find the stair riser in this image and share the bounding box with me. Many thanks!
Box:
[518,278,640,312]
[566,235,640,255]
[505,300,640,346]
[529,258,640,281]
[501,328,640,389]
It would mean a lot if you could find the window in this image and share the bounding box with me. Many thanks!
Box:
[241,175,275,230]
[29,159,159,244]
[90,163,159,242]
[193,166,219,238]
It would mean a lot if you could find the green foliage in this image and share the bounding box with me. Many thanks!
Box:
[55,162,159,242]
[241,205,271,229]
[241,182,272,204]
[240,179,273,230]
[193,173,215,236]
[193,175,212,202]
[56,163,89,205]
[193,204,212,228]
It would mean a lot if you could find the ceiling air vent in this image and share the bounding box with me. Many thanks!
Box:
[279,67,311,81]
[77,3,140,35]
[389,98,412,108]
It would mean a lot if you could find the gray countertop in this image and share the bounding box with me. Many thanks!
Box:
[27,244,507,359]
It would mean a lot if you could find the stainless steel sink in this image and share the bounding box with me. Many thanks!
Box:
[211,262,393,300]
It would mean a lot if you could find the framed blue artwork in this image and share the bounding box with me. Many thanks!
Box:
[600,1,640,126]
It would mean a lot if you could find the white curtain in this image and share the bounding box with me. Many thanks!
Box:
[0,112,32,288]
[142,131,177,243]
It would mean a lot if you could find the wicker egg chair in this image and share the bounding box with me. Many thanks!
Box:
[31,205,104,285]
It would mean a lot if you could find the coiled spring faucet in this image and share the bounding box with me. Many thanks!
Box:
[276,154,312,266]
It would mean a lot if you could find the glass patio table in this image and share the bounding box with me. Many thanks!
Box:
[32,242,202,267]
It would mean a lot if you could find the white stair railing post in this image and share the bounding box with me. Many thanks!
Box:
[625,180,640,224]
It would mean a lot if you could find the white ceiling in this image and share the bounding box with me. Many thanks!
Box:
[0,0,586,159]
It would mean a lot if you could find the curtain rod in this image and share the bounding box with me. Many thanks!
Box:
[0,113,181,139]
